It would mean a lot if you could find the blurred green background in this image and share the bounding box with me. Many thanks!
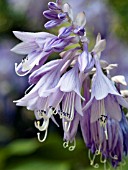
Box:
[0,0,128,169]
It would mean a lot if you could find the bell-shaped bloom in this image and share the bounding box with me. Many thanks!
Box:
[11,31,75,76]
[81,108,128,168]
[11,31,55,76]
[45,63,84,132]
[83,57,128,123]
[81,77,128,167]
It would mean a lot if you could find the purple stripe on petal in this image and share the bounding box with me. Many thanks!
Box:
[48,2,61,10]
[58,26,72,38]
[44,20,62,29]
[43,10,58,20]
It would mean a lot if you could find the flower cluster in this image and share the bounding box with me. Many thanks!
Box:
[11,0,128,168]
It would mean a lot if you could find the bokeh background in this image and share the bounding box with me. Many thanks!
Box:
[0,0,128,170]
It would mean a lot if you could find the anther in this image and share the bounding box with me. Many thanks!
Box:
[63,141,69,148]
[68,139,76,151]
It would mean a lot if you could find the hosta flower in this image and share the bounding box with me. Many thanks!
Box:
[11,0,128,169]
[81,76,128,168]
[83,54,128,141]
[46,63,84,132]
[11,31,76,76]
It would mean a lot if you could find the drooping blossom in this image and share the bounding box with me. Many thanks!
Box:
[11,0,128,169]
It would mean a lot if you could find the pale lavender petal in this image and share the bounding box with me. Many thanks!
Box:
[105,95,122,121]
[82,97,93,112]
[75,12,86,27]
[116,95,128,108]
[29,59,61,84]
[38,70,61,97]
[11,42,38,55]
[80,111,92,147]
[13,31,55,42]
[78,51,88,72]
[48,89,64,107]
[92,70,120,100]
[75,95,83,116]
[90,99,101,123]
[92,58,120,100]
[59,65,83,98]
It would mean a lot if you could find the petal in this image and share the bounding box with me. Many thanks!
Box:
[82,97,93,112]
[78,51,88,72]
[112,75,127,86]
[62,3,73,21]
[75,95,83,116]
[38,70,61,97]
[90,99,102,123]
[80,111,92,147]
[92,39,106,55]
[11,42,38,55]
[105,95,122,121]
[92,59,120,100]
[13,31,54,42]
[75,12,86,27]
[116,95,128,108]
[29,59,61,83]
[48,89,64,107]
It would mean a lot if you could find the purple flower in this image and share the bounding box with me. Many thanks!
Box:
[81,76,128,168]
[11,31,75,76]
[43,1,69,29]
[83,57,128,124]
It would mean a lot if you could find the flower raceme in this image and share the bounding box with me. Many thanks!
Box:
[12,0,128,168]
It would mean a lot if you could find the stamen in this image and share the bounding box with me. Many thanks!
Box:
[88,150,96,166]
[104,125,108,140]
[49,106,57,115]
[100,154,106,163]
[34,119,49,131]
[69,138,76,151]
[63,141,69,148]
[110,154,118,160]
[93,163,99,168]
[37,129,48,142]
[64,121,71,132]
[25,84,34,95]
[95,144,101,155]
